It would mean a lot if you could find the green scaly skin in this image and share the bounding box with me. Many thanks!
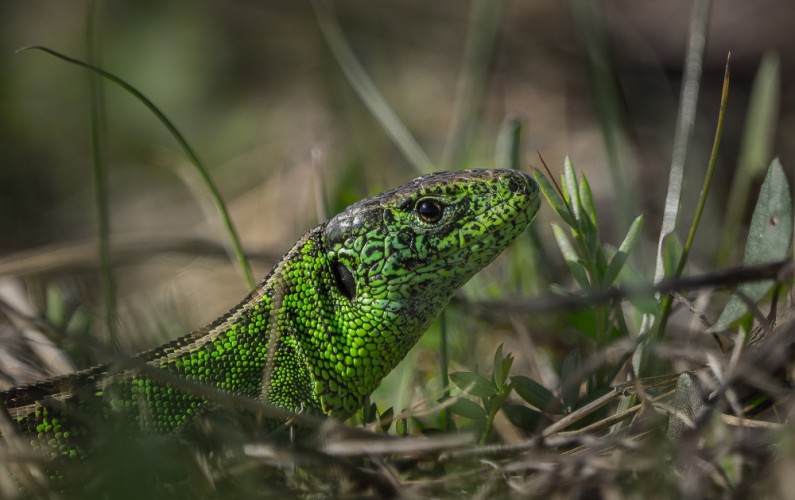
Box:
[1,169,539,459]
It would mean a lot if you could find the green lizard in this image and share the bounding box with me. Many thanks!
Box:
[0,168,539,460]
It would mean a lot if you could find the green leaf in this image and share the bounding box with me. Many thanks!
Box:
[450,371,497,399]
[493,344,505,388]
[501,356,514,388]
[447,397,487,420]
[563,156,582,222]
[578,174,598,229]
[577,197,599,261]
[662,233,683,278]
[603,215,644,286]
[533,170,575,227]
[511,376,562,413]
[492,344,513,389]
[552,224,591,288]
[502,404,542,432]
[710,158,793,331]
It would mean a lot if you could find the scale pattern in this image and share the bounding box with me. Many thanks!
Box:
[1,169,540,459]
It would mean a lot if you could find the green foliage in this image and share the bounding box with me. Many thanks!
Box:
[535,158,644,296]
[449,344,552,443]
[534,158,643,352]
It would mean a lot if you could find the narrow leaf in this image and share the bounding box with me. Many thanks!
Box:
[578,174,598,229]
[493,344,505,388]
[552,224,590,288]
[603,215,644,286]
[450,371,497,398]
[511,376,562,414]
[563,157,582,222]
[447,398,487,421]
[533,170,575,227]
[710,158,792,331]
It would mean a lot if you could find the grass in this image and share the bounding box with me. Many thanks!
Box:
[1,1,794,498]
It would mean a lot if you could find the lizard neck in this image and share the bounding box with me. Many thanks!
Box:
[141,226,330,417]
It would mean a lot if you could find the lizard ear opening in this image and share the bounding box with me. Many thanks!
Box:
[332,261,356,300]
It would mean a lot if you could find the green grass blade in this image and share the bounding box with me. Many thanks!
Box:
[709,158,792,332]
[18,45,255,290]
[675,56,730,279]
[85,2,117,347]
[312,0,433,174]
[651,0,712,286]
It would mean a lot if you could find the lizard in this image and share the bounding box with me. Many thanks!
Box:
[0,168,540,460]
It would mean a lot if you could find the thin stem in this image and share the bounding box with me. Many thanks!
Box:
[646,55,730,375]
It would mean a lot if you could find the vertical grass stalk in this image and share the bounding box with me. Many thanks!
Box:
[650,0,713,286]
[85,1,117,346]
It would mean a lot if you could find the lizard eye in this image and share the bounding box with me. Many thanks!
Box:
[416,199,444,223]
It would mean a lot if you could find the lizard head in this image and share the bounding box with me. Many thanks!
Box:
[325,169,539,308]
[316,169,539,415]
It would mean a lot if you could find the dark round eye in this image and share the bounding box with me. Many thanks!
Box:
[416,199,444,223]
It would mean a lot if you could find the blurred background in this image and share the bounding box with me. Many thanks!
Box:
[0,0,793,407]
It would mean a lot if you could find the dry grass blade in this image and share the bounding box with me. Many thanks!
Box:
[0,236,278,278]
[321,432,474,457]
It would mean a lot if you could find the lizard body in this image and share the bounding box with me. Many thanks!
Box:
[0,169,539,459]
